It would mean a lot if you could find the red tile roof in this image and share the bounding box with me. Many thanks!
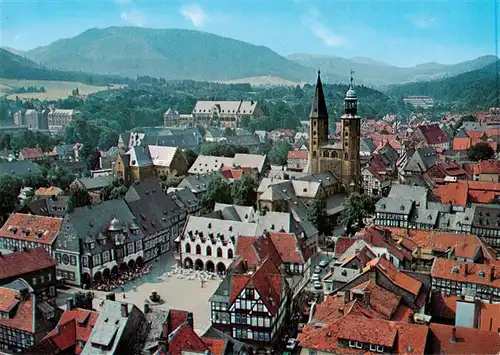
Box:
[0,288,35,333]
[20,147,44,159]
[361,227,413,262]
[43,308,99,354]
[429,323,500,355]
[234,235,282,270]
[340,246,375,269]
[337,315,398,347]
[0,247,57,281]
[431,258,500,288]
[415,124,449,145]
[287,150,309,160]
[168,322,209,355]
[334,237,357,258]
[268,231,310,264]
[168,309,191,333]
[351,280,402,319]
[365,258,422,296]
[202,337,226,355]
[430,293,458,320]
[0,213,62,245]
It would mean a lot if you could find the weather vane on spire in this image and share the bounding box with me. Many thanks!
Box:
[349,69,355,88]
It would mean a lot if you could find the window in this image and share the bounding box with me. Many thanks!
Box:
[82,256,88,267]
[128,242,134,254]
[195,244,201,255]
[377,346,384,353]
[227,249,234,259]
[32,277,37,285]
[349,341,356,348]
[70,255,77,266]
[370,344,377,351]
[356,342,362,349]
[185,244,191,253]
[136,241,142,251]
[217,247,223,257]
[55,253,61,263]
[62,254,69,265]
[102,251,110,263]
[309,351,317,355]
[206,246,212,256]
[93,255,101,267]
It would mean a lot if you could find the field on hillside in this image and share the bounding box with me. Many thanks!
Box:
[220,76,302,87]
[0,78,110,100]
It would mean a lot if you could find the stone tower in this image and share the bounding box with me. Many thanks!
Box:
[308,71,329,174]
[340,73,361,191]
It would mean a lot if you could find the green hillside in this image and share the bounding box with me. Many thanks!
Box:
[289,53,498,86]
[0,48,127,86]
[25,27,320,82]
[387,61,500,110]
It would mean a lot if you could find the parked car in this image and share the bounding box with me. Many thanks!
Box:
[311,274,320,281]
[286,338,298,350]
[314,281,322,289]
[314,266,321,273]
[319,260,328,268]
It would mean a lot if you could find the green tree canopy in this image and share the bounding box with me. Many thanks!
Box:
[231,175,256,206]
[307,199,331,236]
[68,185,91,212]
[200,142,249,157]
[202,177,232,213]
[340,193,377,229]
[268,140,292,166]
[467,142,495,161]
[0,174,23,218]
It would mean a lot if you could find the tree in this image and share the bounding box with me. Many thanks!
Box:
[160,175,182,190]
[268,140,292,165]
[109,185,128,200]
[0,174,23,218]
[184,149,198,168]
[45,164,77,190]
[307,199,331,236]
[223,127,235,137]
[200,142,250,157]
[68,185,91,211]
[231,175,256,206]
[340,193,377,229]
[202,177,232,213]
[467,142,495,161]
[98,128,119,150]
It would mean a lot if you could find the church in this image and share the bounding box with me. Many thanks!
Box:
[308,71,362,192]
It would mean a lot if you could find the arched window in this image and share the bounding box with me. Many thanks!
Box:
[331,151,338,158]
[227,249,234,259]
[217,247,223,257]
[206,246,212,256]
[185,244,191,253]
[195,244,201,255]
[323,150,329,158]
[344,152,349,159]
[313,151,317,157]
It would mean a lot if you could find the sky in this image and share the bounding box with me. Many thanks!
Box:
[0,0,499,67]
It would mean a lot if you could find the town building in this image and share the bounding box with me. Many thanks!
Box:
[410,124,450,150]
[177,172,228,200]
[0,279,57,353]
[163,107,195,127]
[287,150,309,172]
[0,213,62,255]
[191,100,263,128]
[308,72,361,192]
[188,153,267,179]
[23,108,49,130]
[0,247,57,299]
[56,200,145,287]
[48,109,79,133]
[403,96,434,108]
[18,147,45,161]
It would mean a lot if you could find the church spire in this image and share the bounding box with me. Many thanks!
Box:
[344,69,358,116]
[309,70,328,119]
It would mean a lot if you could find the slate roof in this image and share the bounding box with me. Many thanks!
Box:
[142,133,200,150]
[309,71,328,119]
[0,247,56,280]
[178,172,227,194]
[128,146,153,167]
[376,197,413,215]
[76,175,114,191]
[25,195,68,217]
[0,160,42,178]
[403,147,440,173]
[388,184,428,207]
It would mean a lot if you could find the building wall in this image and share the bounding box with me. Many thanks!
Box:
[0,266,57,299]
[309,118,329,174]
[341,117,361,190]
[130,166,155,183]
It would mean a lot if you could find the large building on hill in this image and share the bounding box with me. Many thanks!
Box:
[308,71,361,192]
[191,100,264,128]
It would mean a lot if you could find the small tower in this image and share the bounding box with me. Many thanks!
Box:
[309,71,329,174]
[340,70,361,192]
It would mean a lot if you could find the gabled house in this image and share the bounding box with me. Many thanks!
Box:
[411,124,450,150]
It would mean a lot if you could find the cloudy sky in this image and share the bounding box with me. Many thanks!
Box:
[1,0,498,67]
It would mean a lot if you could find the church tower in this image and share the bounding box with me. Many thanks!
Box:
[340,72,361,191]
[309,71,329,174]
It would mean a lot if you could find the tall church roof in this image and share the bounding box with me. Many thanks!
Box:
[309,71,329,120]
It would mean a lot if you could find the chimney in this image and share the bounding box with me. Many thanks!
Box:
[343,291,350,304]
[417,245,422,260]
[66,298,75,310]
[187,312,194,329]
[121,303,129,318]
[143,303,150,314]
[162,322,170,339]
[364,290,371,306]
[464,263,468,275]
[106,293,116,301]
[450,327,457,343]
[339,307,344,316]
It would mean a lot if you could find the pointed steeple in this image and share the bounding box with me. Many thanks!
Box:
[310,70,328,119]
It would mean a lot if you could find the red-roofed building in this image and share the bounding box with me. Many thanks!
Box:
[465,161,500,182]
[433,180,500,209]
[287,150,309,171]
[431,258,500,302]
[209,254,290,351]
[453,129,498,152]
[0,213,63,254]
[220,166,253,181]
[42,305,99,354]
[19,147,45,161]
[411,124,450,150]
[336,257,427,311]
[0,247,57,298]
[423,162,470,186]
[0,280,57,353]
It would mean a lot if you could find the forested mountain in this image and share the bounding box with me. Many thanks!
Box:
[0,48,128,86]
[24,27,319,82]
[387,60,500,110]
[289,53,498,86]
